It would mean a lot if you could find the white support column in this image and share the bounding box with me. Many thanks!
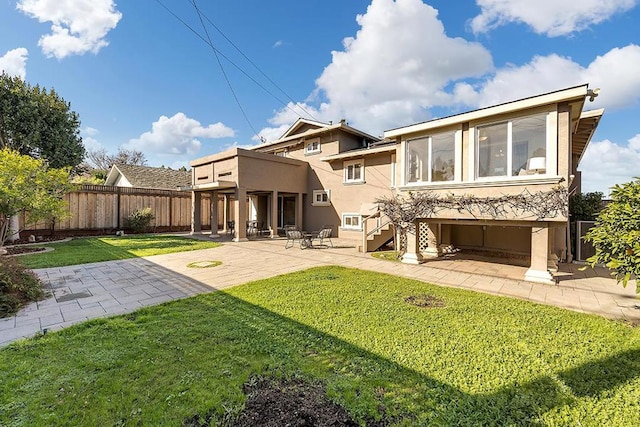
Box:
[401,220,424,264]
[210,190,219,238]
[525,224,555,285]
[233,187,248,242]
[190,191,202,235]
[270,190,278,238]
[222,194,229,233]
[422,221,442,258]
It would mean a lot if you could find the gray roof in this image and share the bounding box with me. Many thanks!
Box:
[107,164,191,190]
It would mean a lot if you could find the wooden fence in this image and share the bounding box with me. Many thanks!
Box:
[20,185,220,234]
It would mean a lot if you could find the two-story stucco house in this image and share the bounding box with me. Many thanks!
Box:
[188,84,603,285]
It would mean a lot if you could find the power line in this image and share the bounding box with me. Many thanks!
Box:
[153,0,319,135]
[195,7,318,121]
[190,0,260,138]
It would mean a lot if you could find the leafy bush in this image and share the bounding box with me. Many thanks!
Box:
[584,178,640,288]
[124,207,155,233]
[0,256,45,317]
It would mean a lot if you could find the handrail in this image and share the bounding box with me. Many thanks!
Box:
[367,219,392,237]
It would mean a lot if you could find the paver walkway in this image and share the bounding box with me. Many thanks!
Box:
[1,235,638,347]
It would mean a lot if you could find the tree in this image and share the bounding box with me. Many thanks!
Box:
[0,148,73,250]
[584,178,640,289]
[569,191,603,221]
[0,73,85,171]
[86,147,147,171]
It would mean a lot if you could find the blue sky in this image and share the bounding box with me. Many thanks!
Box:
[1,0,639,195]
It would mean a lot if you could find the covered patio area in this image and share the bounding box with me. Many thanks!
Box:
[188,147,309,242]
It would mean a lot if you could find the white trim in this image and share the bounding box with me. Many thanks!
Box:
[343,159,365,184]
[546,109,558,175]
[385,85,587,138]
[312,189,331,206]
[304,138,321,155]
[341,213,362,230]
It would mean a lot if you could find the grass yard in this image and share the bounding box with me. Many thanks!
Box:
[16,235,222,268]
[1,266,639,426]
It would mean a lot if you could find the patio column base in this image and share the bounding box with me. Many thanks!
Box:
[232,237,249,242]
[422,247,442,258]
[190,231,203,235]
[524,268,555,285]
[401,252,424,264]
[210,233,220,239]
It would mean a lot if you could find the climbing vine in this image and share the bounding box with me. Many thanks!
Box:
[376,186,569,254]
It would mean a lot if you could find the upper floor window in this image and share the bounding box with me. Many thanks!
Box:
[275,149,288,157]
[406,131,455,184]
[344,159,364,184]
[477,112,547,179]
[305,139,321,154]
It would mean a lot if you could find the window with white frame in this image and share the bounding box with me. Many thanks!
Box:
[344,159,364,184]
[312,189,331,206]
[406,130,455,184]
[304,139,321,154]
[476,112,547,179]
[342,213,362,230]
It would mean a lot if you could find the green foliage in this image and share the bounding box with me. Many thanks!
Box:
[0,256,44,317]
[124,207,155,233]
[569,191,603,221]
[584,178,640,288]
[1,267,639,425]
[0,73,85,170]
[0,148,73,247]
[18,235,221,268]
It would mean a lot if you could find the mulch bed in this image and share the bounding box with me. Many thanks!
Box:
[184,376,397,427]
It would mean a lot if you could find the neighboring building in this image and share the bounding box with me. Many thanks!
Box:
[188,85,603,284]
[105,164,191,190]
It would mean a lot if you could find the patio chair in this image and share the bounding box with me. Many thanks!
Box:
[312,225,334,248]
[284,225,306,249]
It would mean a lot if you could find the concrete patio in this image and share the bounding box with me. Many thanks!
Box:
[1,234,638,348]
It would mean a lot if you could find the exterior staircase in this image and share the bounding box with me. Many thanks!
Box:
[360,206,395,252]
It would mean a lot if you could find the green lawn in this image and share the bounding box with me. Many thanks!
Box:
[17,235,222,268]
[1,267,639,426]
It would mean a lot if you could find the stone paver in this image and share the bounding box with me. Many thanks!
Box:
[1,234,638,348]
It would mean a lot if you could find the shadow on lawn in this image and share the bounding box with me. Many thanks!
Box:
[7,264,640,426]
[179,287,640,425]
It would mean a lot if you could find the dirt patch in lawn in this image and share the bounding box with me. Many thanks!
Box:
[185,376,397,427]
[404,294,446,308]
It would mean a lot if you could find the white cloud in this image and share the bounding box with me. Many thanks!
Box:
[272,40,283,48]
[80,126,102,151]
[17,0,122,59]
[579,136,640,195]
[259,0,493,139]
[452,45,640,111]
[127,113,235,156]
[0,48,28,78]
[470,0,638,36]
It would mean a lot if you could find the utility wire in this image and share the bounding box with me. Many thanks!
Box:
[153,0,318,133]
[190,0,260,138]
[195,7,319,121]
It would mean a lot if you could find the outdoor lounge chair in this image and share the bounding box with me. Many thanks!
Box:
[312,225,334,248]
[284,225,306,249]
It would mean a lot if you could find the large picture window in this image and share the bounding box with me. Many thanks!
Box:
[406,131,455,184]
[476,112,547,179]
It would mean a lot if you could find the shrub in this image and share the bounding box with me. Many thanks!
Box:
[124,207,155,233]
[584,178,640,288]
[0,256,45,317]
